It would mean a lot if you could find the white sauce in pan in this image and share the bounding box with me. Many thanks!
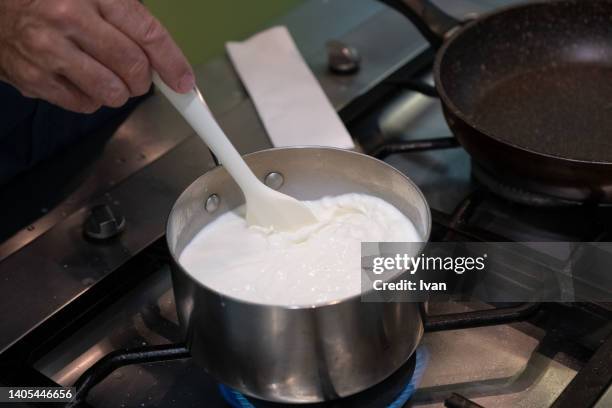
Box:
[179,193,420,306]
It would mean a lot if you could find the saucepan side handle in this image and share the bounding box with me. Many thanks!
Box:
[378,0,460,48]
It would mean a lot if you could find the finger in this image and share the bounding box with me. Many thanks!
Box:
[43,75,101,113]
[97,0,194,93]
[72,13,152,97]
[2,54,97,113]
[54,38,131,107]
[6,24,125,111]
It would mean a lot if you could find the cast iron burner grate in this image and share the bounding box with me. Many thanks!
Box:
[470,162,581,208]
[219,346,427,408]
[63,303,541,407]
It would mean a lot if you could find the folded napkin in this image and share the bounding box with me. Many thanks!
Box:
[226,26,355,149]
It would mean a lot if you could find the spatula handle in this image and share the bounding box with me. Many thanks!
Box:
[152,72,260,195]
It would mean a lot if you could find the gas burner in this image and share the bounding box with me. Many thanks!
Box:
[220,347,427,408]
[471,162,581,208]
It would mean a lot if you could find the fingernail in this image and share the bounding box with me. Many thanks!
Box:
[177,72,195,93]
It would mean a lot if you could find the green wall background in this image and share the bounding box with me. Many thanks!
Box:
[146,1,304,66]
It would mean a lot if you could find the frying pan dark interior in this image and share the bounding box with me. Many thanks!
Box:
[437,0,612,163]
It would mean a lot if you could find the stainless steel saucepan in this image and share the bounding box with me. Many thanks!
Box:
[166,146,431,403]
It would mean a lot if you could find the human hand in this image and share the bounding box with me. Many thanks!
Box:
[0,0,194,113]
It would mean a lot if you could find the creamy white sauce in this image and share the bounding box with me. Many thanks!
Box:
[179,193,421,307]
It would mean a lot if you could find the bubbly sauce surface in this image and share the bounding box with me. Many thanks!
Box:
[179,193,421,306]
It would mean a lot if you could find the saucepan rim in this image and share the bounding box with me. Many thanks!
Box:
[166,146,432,310]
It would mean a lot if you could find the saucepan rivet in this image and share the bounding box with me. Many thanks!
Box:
[205,194,220,213]
[264,172,284,190]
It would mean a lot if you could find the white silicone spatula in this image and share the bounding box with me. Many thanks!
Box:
[153,73,317,231]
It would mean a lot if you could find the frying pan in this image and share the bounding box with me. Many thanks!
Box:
[380,0,612,203]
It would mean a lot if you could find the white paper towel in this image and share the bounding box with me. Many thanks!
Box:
[226,26,355,149]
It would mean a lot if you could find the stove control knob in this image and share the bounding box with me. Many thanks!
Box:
[327,40,361,74]
[84,204,125,240]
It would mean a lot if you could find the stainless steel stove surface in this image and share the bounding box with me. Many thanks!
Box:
[1,0,611,407]
[29,263,612,408]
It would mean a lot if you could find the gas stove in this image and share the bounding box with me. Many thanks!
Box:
[0,0,611,407]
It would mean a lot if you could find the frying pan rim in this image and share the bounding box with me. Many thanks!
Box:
[432,0,612,166]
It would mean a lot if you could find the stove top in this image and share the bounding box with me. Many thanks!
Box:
[23,259,612,408]
[0,0,611,407]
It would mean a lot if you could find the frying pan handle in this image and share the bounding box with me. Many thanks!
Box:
[378,0,460,48]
